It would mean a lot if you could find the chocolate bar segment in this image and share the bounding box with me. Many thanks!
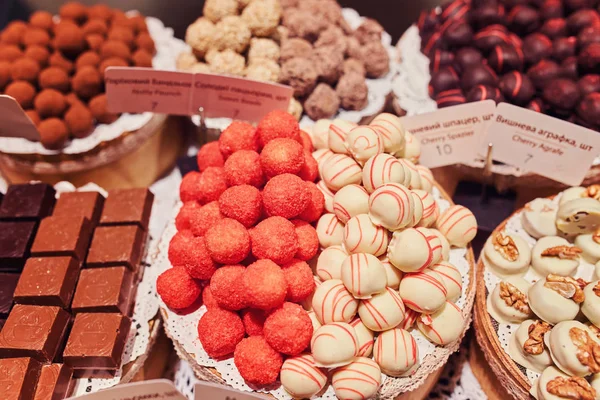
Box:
[0,357,42,400]
[0,221,38,272]
[14,257,80,309]
[86,225,144,270]
[63,313,131,370]
[0,305,71,362]
[99,188,154,230]
[33,363,73,400]
[0,184,56,221]
[52,192,105,226]
[31,216,92,261]
[0,273,19,318]
[71,267,133,315]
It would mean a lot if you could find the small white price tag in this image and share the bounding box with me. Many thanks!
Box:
[485,103,600,186]
[68,379,186,399]
[400,100,496,168]
[194,382,268,400]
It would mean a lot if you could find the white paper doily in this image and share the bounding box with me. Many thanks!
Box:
[0,14,187,156]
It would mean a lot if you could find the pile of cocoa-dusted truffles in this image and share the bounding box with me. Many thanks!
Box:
[0,2,156,150]
[179,0,391,121]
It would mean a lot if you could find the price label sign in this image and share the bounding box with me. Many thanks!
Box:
[68,379,187,399]
[486,103,600,186]
[400,100,496,169]
[194,382,268,400]
[0,95,40,140]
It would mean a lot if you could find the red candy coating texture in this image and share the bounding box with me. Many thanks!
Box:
[157,266,202,310]
[298,151,319,182]
[263,302,313,355]
[205,218,251,264]
[198,309,245,358]
[177,235,218,280]
[202,286,220,310]
[189,201,223,237]
[219,121,260,158]
[260,138,305,178]
[210,265,247,310]
[243,259,287,310]
[218,185,262,228]
[224,150,266,188]
[291,219,319,261]
[168,230,193,267]
[197,141,225,171]
[234,336,283,386]
[262,174,310,219]
[257,110,301,145]
[251,216,298,265]
[175,201,201,231]
[298,182,325,222]
[179,171,203,203]
[282,258,315,303]
[198,167,228,204]
[299,130,314,152]
[242,309,268,336]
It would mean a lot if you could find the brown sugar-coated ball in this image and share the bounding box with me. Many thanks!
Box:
[135,33,156,55]
[34,88,68,118]
[65,92,83,107]
[132,49,152,67]
[11,58,41,83]
[55,25,86,56]
[100,40,131,60]
[38,118,69,150]
[0,22,26,45]
[39,67,70,92]
[111,11,135,30]
[53,19,78,36]
[24,45,50,67]
[64,104,94,138]
[89,94,118,124]
[5,81,36,108]
[29,11,54,31]
[82,19,108,37]
[88,4,113,21]
[49,52,74,74]
[0,61,11,90]
[23,28,51,47]
[75,51,101,69]
[72,66,102,99]
[24,109,41,126]
[108,27,135,48]
[59,1,88,24]
[99,57,128,77]
[0,45,23,62]
[85,34,104,52]
[129,15,148,34]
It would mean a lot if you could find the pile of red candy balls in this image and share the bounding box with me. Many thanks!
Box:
[157,110,323,387]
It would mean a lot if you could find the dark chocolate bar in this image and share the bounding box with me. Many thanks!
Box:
[0,221,38,272]
[0,273,19,318]
[0,357,42,400]
[52,192,105,226]
[33,363,73,400]
[31,216,92,261]
[86,225,144,270]
[71,267,133,315]
[0,184,55,221]
[99,188,154,230]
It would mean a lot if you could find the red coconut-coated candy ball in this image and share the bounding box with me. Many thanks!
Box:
[199,167,229,203]
[242,309,267,336]
[263,174,310,219]
[234,336,283,386]
[197,141,224,171]
[299,130,314,152]
[291,220,319,261]
[224,150,266,188]
[198,309,245,359]
[202,286,220,310]
[251,216,299,265]
[282,259,315,303]
[210,265,247,310]
[218,185,262,228]
[169,233,218,280]
[260,138,305,178]
[168,229,193,263]
[219,121,260,158]
[205,218,251,264]
[189,201,223,237]
[243,259,287,310]
[157,266,202,310]
[298,182,325,222]
[298,151,319,182]
[257,110,301,145]
[176,201,201,231]
[180,171,203,203]
[263,302,313,355]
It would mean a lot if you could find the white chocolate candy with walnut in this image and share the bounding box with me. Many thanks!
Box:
[531,236,581,277]
[311,279,359,324]
[556,198,600,236]
[344,126,384,166]
[369,113,406,155]
[409,191,424,228]
[431,261,462,302]
[362,153,409,194]
[546,320,600,377]
[575,232,600,264]
[343,214,389,256]
[430,229,450,261]
[582,281,600,327]
[417,301,464,345]
[280,354,327,399]
[311,322,359,368]
[322,153,362,191]
[333,184,369,224]
[398,130,421,163]
[528,275,584,325]
[358,287,406,332]
[436,205,477,247]
[400,269,448,314]
[316,180,335,213]
[373,328,419,377]
[521,198,558,239]
[331,357,381,400]
[380,256,403,289]
[531,365,596,400]
[483,232,532,277]
[559,186,587,205]
[414,189,439,228]
[416,165,434,193]
[508,319,553,373]
[312,119,331,150]
[398,158,422,190]
[487,277,533,324]
[341,253,387,299]
[368,183,414,231]
[316,245,347,281]
[387,227,442,273]
[328,119,356,154]
[350,317,375,357]
[316,213,344,248]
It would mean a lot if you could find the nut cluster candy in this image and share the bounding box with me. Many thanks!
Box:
[0,2,156,149]
[418,0,600,131]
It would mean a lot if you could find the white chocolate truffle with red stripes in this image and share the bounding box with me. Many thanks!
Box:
[358,287,406,332]
[350,317,375,357]
[343,214,389,256]
[328,119,356,154]
[400,309,420,330]
[316,213,345,248]
[281,354,327,399]
[430,229,450,261]
[416,165,434,193]
[409,191,424,227]
[398,130,421,163]
[400,269,448,314]
[368,183,414,231]
[311,279,359,324]
[398,159,422,190]
[331,357,381,400]
[379,256,403,289]
[344,126,384,166]
[316,245,347,281]
[322,153,362,191]
[341,253,387,299]
[373,328,419,377]
[414,189,439,228]
[312,119,332,150]
[333,184,369,224]
[362,153,409,194]
[369,112,406,155]
[313,148,335,174]
[387,227,442,273]
[417,301,464,345]
[311,322,359,367]
[316,180,335,213]
[308,311,322,332]
[431,261,463,302]
[302,276,322,311]
[436,205,478,247]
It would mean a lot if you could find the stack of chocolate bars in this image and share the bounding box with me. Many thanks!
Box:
[0,183,154,399]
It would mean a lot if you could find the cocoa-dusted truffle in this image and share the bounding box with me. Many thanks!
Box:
[430,66,461,95]
[39,67,70,92]
[527,59,561,89]
[0,22,26,45]
[488,44,524,74]
[129,15,148,34]
[53,19,78,36]
[315,26,347,53]
[297,0,343,25]
[85,34,105,52]
[579,43,600,74]
[241,0,282,37]
[212,16,251,53]
[5,81,36,108]
[577,92,600,127]
[552,36,577,61]
[25,109,41,126]
[38,118,70,150]
[336,73,368,110]
[132,49,153,67]
[540,18,568,38]
[108,26,135,49]
[55,25,86,57]
[24,45,50,67]
[22,28,51,47]
[82,19,108,37]
[35,89,68,118]
[89,94,119,124]
[279,57,318,97]
[354,18,384,45]
[111,11,135,30]
[543,78,581,110]
[454,47,483,73]
[280,38,313,63]
[461,64,498,91]
[100,40,131,61]
[507,5,541,35]
[522,33,553,65]
[88,4,113,21]
[345,35,362,59]
[64,104,94,138]
[360,41,390,78]
[59,1,88,24]
[99,57,128,77]
[29,11,54,31]
[499,71,535,105]
[49,51,74,74]
[185,18,215,59]
[0,61,10,89]
[578,74,600,96]
[75,51,101,69]
[203,0,239,23]
[72,66,102,99]
[311,46,343,84]
[11,57,40,83]
[65,92,83,107]
[283,9,327,42]
[343,58,366,76]
[304,83,340,120]
[0,45,23,62]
